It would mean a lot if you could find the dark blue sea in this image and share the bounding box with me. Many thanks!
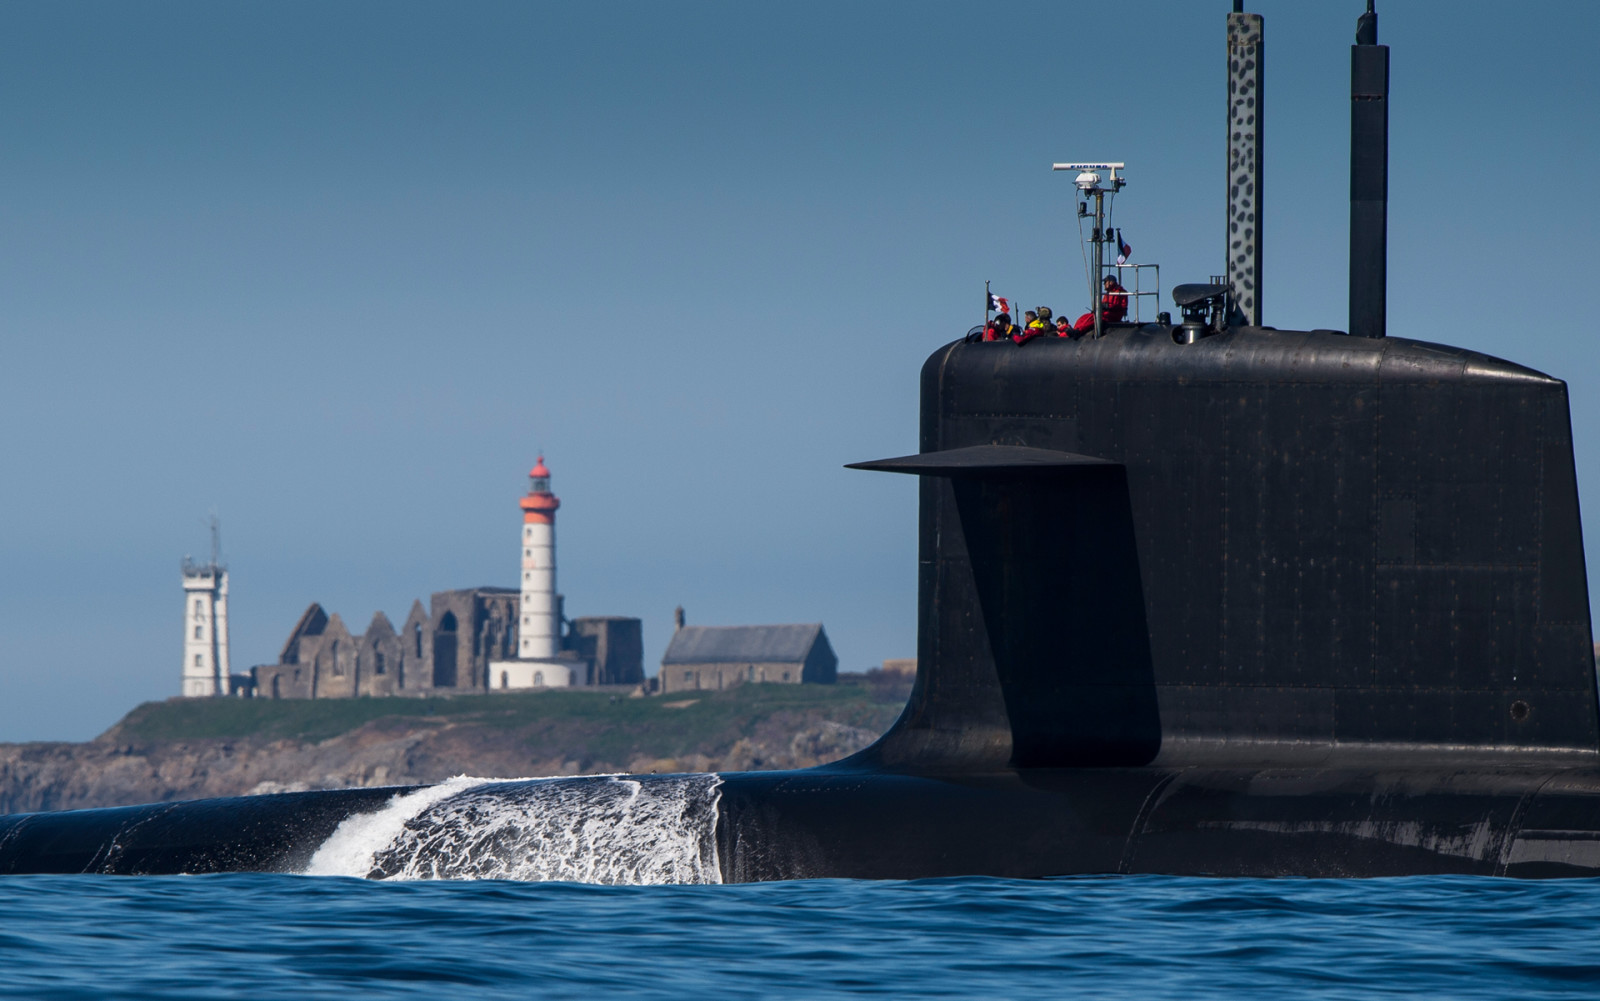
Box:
[4,873,1600,999]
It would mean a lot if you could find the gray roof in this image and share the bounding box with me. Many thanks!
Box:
[661,624,826,666]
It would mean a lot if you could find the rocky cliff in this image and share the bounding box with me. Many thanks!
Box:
[0,679,912,813]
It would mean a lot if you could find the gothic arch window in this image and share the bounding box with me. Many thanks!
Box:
[433,613,459,688]
[413,623,423,658]
[194,625,203,639]
[194,654,202,667]
[271,676,281,699]
[374,650,386,676]
[331,640,344,677]
[534,670,544,686]
[194,600,203,615]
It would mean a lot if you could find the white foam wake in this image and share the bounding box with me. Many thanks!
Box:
[303,773,723,884]
[304,776,493,877]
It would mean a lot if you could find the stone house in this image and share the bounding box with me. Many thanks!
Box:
[658,623,837,694]
[251,587,643,698]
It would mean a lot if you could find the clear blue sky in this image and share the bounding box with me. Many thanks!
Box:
[1,1,1595,741]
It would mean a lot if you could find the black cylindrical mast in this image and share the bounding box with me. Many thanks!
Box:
[1349,1,1388,338]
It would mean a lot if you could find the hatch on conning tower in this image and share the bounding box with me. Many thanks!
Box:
[1052,162,1161,336]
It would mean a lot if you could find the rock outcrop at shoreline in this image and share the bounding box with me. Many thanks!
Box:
[0,681,908,813]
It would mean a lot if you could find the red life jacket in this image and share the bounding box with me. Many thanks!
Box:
[1103,283,1129,322]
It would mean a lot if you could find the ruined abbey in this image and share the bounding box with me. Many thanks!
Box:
[251,589,643,698]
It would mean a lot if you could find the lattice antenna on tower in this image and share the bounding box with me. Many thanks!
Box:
[209,513,225,571]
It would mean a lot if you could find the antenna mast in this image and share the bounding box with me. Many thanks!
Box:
[1226,5,1264,326]
[1349,0,1388,338]
[1053,162,1125,339]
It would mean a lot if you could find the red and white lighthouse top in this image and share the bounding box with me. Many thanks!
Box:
[520,455,561,524]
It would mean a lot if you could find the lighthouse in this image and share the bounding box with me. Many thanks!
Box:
[517,456,561,660]
[180,517,231,697]
[489,456,584,688]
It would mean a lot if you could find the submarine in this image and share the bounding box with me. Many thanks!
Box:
[2,2,1596,881]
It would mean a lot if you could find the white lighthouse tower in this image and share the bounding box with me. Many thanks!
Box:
[519,456,561,659]
[489,456,580,688]
[180,518,231,697]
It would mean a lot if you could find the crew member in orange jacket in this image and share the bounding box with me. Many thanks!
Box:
[1073,276,1130,332]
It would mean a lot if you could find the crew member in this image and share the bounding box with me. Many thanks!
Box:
[983,312,1018,342]
[1012,306,1060,344]
[1102,279,1128,323]
[1074,276,1130,333]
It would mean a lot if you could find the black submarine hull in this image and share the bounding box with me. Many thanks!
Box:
[0,786,400,876]
[3,763,1600,880]
[716,763,1600,880]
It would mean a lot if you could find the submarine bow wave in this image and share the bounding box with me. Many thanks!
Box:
[305,774,723,884]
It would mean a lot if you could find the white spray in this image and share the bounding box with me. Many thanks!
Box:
[303,773,723,884]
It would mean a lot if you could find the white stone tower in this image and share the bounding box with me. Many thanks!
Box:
[180,518,231,697]
[518,456,561,659]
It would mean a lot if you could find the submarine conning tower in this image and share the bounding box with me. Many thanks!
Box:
[849,2,1595,773]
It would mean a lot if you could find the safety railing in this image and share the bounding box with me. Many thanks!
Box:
[1101,263,1160,323]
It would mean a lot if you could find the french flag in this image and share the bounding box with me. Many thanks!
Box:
[1116,230,1132,266]
[987,293,1010,314]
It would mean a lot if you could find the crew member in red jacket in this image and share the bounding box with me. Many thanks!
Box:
[1074,276,1130,333]
[983,312,1018,342]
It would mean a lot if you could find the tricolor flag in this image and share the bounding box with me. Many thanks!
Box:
[987,293,1010,315]
[1116,230,1132,266]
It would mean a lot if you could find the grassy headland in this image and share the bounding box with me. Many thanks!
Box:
[0,677,914,813]
[104,679,910,763]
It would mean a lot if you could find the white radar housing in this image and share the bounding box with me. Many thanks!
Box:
[1053,162,1126,190]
